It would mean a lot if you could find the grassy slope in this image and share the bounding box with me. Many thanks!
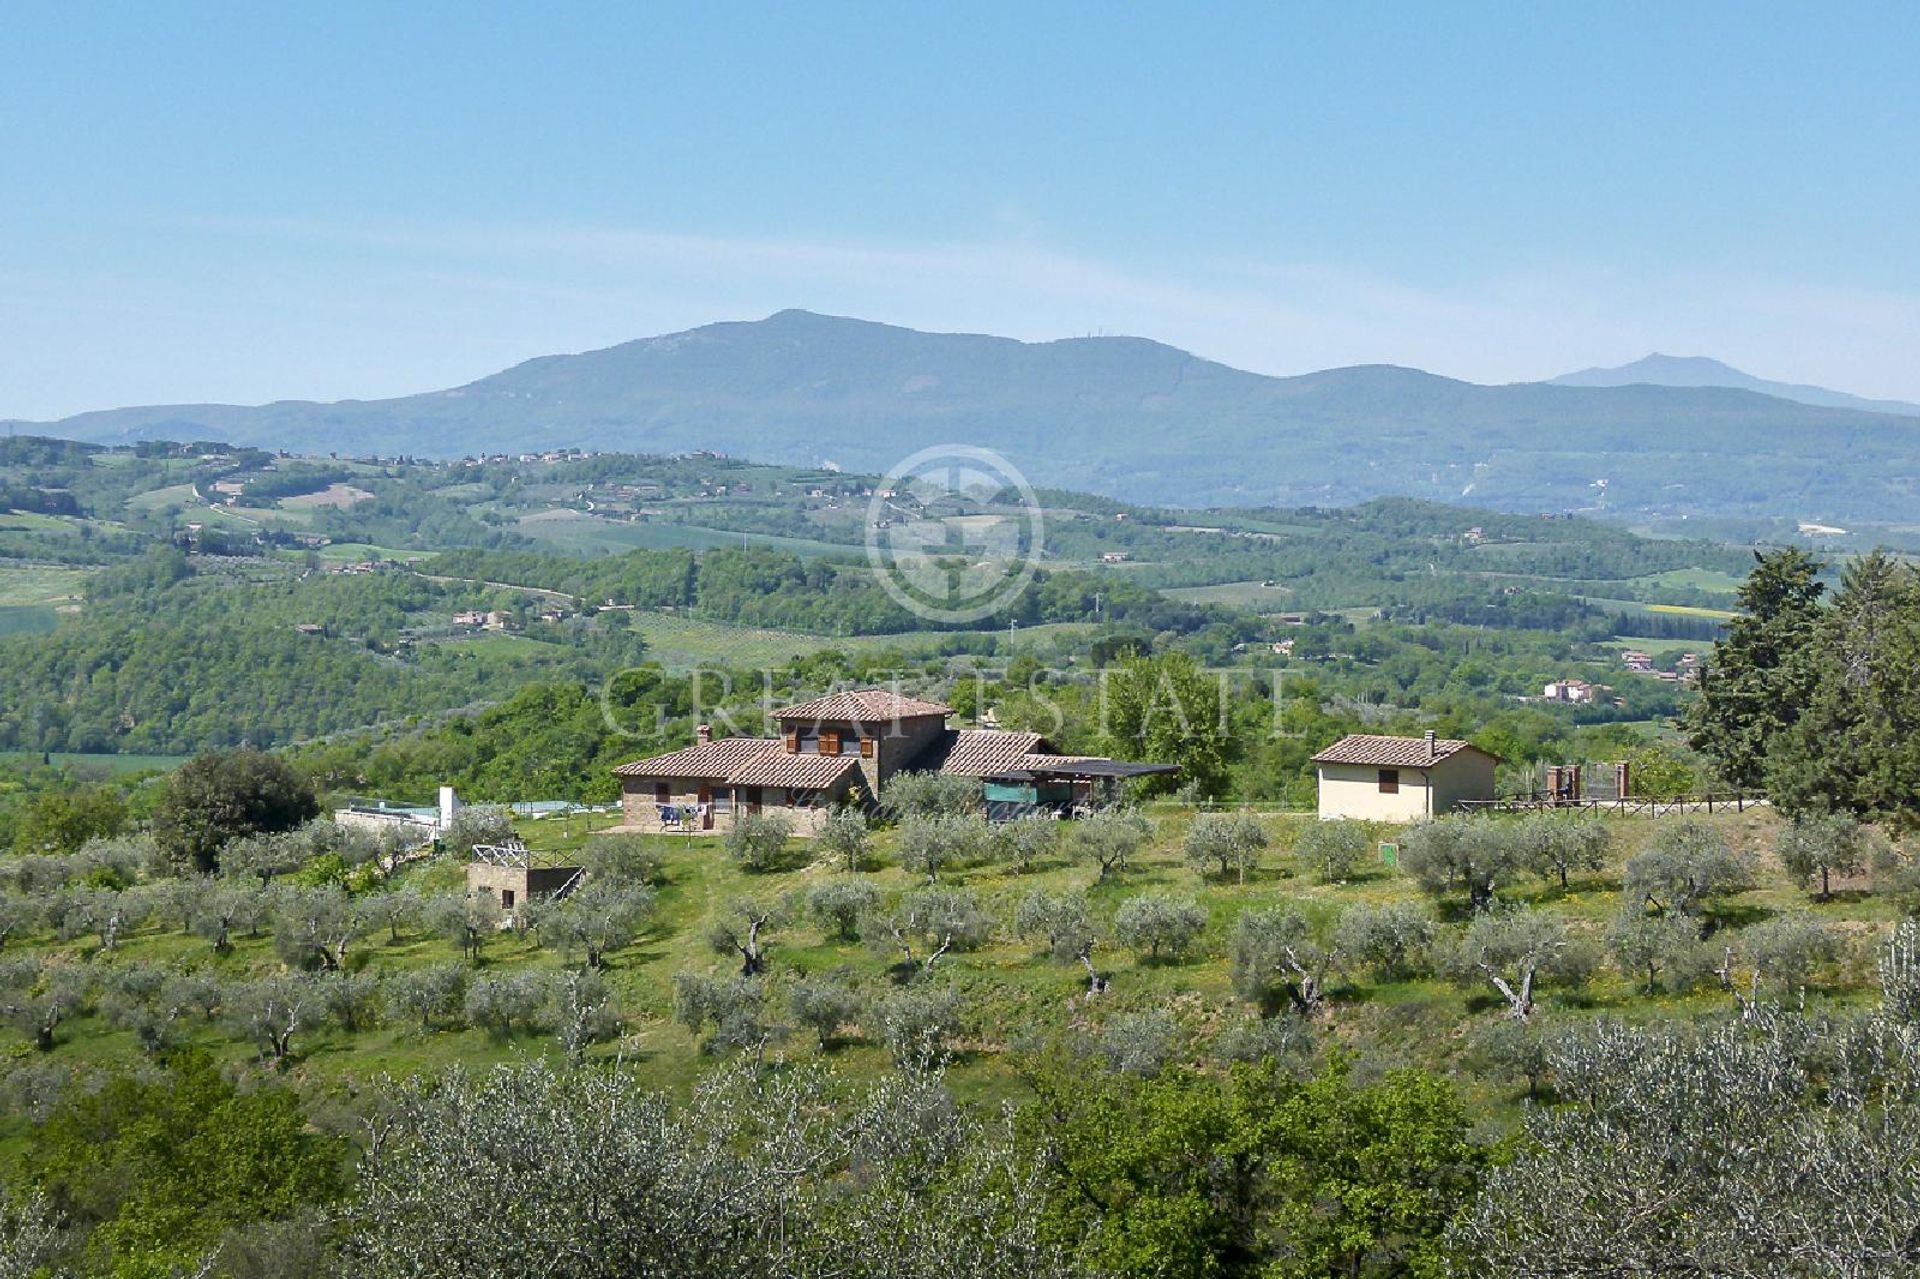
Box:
[0,807,1892,1123]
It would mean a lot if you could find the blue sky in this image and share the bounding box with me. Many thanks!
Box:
[4,2,1919,418]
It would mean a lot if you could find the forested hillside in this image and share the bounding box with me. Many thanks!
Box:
[25,310,1920,522]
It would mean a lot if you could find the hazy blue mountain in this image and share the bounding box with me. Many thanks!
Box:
[14,310,1920,520]
[1549,352,1920,416]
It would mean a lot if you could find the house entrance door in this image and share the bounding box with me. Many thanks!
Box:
[697,784,713,828]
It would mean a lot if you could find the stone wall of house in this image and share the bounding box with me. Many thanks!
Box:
[465,861,581,909]
[868,713,950,794]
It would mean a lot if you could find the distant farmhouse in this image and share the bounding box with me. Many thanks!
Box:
[1311,732,1499,821]
[611,688,1173,832]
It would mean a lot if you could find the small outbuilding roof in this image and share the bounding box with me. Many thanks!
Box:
[1310,734,1501,768]
[983,759,1180,783]
[918,729,1050,776]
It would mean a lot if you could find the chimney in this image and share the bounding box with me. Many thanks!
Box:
[1423,730,1436,763]
[695,723,712,745]
[438,785,460,832]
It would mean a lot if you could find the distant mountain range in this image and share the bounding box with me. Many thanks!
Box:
[13,310,1920,521]
[1549,352,1920,417]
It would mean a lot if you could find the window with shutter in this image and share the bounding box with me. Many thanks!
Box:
[1378,769,1400,794]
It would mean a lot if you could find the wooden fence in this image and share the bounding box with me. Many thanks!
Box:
[1457,792,1767,818]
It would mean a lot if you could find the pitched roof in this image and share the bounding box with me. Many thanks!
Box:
[725,752,861,789]
[919,729,1049,777]
[1310,734,1499,767]
[612,737,862,791]
[772,689,952,723]
[611,737,781,779]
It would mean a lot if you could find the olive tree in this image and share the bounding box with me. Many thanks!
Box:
[1067,808,1154,882]
[465,972,552,1040]
[0,960,90,1052]
[1450,1013,1920,1277]
[708,901,780,977]
[869,888,993,979]
[1513,813,1612,890]
[226,973,318,1063]
[672,972,777,1055]
[1113,894,1207,962]
[578,833,666,886]
[1333,901,1435,981]
[549,969,620,1062]
[1607,908,1712,995]
[1397,815,1524,911]
[442,804,514,859]
[1777,811,1882,901]
[880,771,983,820]
[989,813,1060,874]
[807,877,879,942]
[1623,819,1756,916]
[874,984,962,1067]
[272,883,365,971]
[724,812,795,873]
[385,964,468,1032]
[425,891,503,964]
[1294,819,1373,883]
[1183,811,1269,884]
[1229,906,1341,1017]
[1714,912,1840,1014]
[1443,906,1595,1021]
[541,880,655,969]
[895,814,991,884]
[338,1059,1075,1279]
[1012,890,1095,963]
[789,974,865,1048]
[318,969,384,1033]
[814,808,872,874]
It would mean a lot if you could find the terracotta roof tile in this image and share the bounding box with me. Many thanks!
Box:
[611,737,781,779]
[725,752,862,789]
[1309,734,1498,767]
[772,689,952,723]
[922,729,1049,776]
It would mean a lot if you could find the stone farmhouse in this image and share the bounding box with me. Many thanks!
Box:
[612,688,1172,832]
